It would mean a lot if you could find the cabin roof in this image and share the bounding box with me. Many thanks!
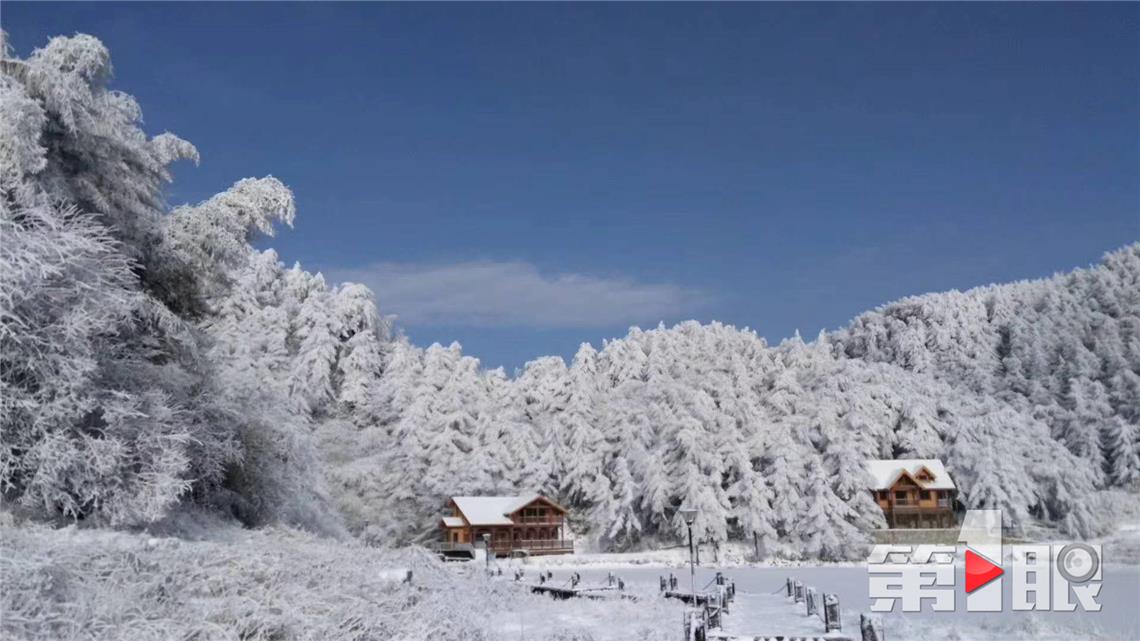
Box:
[441,516,465,528]
[451,494,562,526]
[865,459,955,490]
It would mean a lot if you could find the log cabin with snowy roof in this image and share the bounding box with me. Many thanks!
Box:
[436,494,573,558]
[866,459,958,529]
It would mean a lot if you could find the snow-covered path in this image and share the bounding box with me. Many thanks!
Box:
[719,588,835,638]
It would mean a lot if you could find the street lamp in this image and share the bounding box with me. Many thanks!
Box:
[482,532,492,571]
[679,507,698,599]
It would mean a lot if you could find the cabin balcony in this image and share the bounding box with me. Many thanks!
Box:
[887,503,953,513]
[883,505,956,529]
[431,541,478,560]
[488,538,574,556]
[432,541,475,553]
[513,515,565,525]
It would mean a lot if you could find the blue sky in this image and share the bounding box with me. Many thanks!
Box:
[7,3,1138,372]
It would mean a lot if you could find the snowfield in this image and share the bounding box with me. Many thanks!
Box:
[509,521,1140,641]
[3,516,1139,641]
[511,561,1139,641]
[0,520,679,641]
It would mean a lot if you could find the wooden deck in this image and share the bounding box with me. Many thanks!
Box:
[530,584,632,600]
[664,590,712,606]
[674,573,863,641]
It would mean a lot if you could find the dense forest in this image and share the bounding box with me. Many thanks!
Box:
[2,33,1137,561]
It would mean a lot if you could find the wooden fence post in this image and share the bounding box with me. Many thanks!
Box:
[823,593,842,633]
[860,613,884,641]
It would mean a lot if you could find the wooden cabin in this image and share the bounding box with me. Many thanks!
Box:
[438,494,573,557]
[866,459,957,529]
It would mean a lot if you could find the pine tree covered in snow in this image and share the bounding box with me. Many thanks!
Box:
[557,344,610,513]
[794,454,870,561]
[1102,417,1140,487]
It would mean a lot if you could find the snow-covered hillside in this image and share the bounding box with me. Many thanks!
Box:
[332,247,1137,555]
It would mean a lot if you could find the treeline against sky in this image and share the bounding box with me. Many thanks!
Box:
[2,34,1136,559]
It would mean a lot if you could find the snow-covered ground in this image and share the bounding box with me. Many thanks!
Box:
[518,541,867,569]
[5,515,1138,641]
[0,521,677,641]
[493,561,1138,641]
[491,519,1140,641]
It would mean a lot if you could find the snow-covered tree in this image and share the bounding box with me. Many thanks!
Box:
[1102,417,1140,487]
[1,33,379,534]
[331,283,389,418]
[558,344,611,515]
[1,35,228,526]
[794,455,870,561]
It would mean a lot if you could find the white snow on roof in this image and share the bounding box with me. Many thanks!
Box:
[452,494,541,526]
[865,459,955,490]
[441,516,465,528]
[505,493,552,514]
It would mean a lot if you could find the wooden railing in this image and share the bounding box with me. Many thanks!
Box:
[513,515,564,524]
[432,542,475,553]
[489,539,573,554]
[434,539,573,554]
[889,504,952,512]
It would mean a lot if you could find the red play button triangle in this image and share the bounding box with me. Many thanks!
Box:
[965,548,1004,592]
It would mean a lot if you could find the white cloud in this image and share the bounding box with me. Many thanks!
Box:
[326,260,706,329]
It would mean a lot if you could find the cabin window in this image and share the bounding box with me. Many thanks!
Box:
[920,491,933,501]
[895,491,909,503]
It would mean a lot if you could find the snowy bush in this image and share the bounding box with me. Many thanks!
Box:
[0,520,677,641]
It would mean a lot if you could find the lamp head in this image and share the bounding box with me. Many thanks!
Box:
[679,508,698,526]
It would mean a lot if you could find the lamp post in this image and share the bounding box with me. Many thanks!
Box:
[482,532,492,571]
[679,507,698,599]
